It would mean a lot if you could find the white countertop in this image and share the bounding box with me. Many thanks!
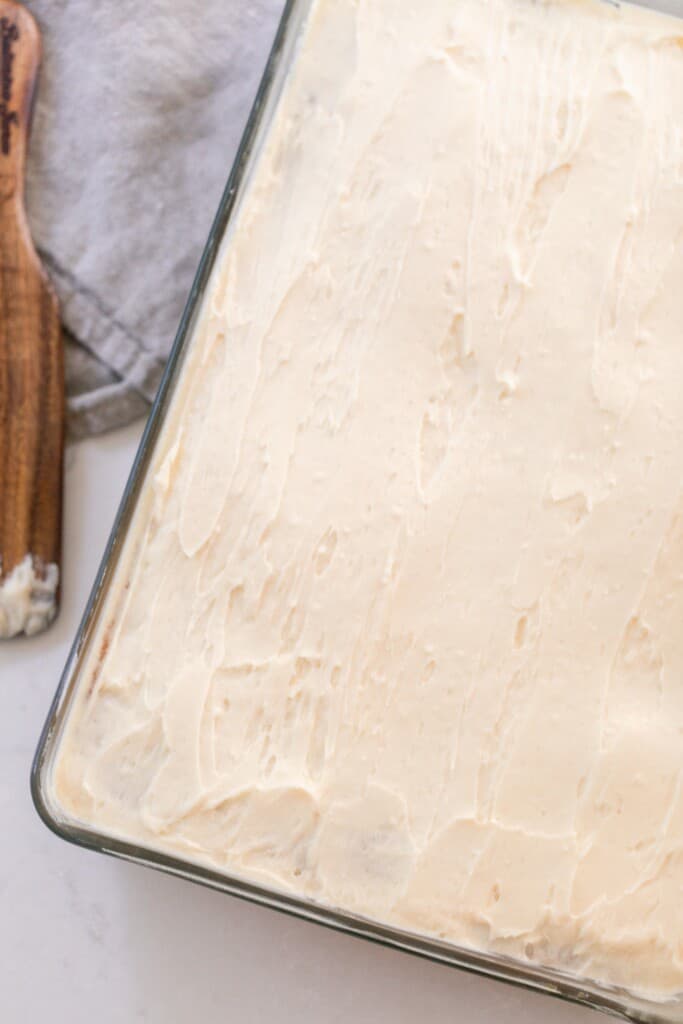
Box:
[2,424,595,1024]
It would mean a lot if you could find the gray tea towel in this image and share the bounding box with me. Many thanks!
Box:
[24,0,284,438]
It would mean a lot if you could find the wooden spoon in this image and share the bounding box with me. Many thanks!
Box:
[0,0,63,639]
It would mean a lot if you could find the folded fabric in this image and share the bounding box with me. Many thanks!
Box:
[24,0,283,437]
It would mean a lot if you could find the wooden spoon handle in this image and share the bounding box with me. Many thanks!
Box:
[0,1,64,639]
[0,0,36,196]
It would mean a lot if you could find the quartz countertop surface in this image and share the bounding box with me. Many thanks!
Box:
[1,425,604,1021]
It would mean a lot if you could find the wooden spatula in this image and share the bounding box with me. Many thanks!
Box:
[0,0,63,639]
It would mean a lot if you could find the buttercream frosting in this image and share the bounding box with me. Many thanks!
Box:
[51,0,683,1002]
[0,556,58,638]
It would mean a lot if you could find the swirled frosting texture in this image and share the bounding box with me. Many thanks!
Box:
[53,0,683,1001]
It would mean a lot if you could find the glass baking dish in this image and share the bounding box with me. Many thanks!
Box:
[32,0,683,1020]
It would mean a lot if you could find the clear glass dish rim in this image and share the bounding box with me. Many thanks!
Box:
[30,1,683,1021]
